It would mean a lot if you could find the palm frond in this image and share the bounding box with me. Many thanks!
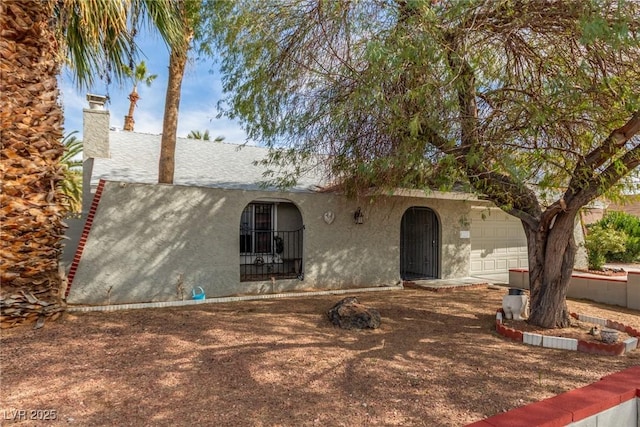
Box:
[61,131,83,169]
[58,0,186,90]
[59,131,83,213]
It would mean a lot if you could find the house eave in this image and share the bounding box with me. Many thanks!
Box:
[375,188,480,201]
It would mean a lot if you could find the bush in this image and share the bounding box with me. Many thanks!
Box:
[593,211,640,262]
[584,225,627,270]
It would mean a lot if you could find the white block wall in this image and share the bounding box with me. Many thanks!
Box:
[567,398,638,427]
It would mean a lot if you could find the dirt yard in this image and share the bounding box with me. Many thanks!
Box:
[1,286,639,426]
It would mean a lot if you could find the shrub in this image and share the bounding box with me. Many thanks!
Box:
[594,211,640,262]
[584,225,627,270]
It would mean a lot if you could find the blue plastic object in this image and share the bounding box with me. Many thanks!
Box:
[192,286,206,300]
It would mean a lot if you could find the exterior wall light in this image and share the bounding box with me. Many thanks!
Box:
[354,207,364,224]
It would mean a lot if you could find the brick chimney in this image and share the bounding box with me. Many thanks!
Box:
[83,94,110,160]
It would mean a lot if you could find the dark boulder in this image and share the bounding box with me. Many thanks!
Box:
[327,296,381,330]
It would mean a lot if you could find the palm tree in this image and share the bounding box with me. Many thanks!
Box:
[0,0,185,328]
[188,130,225,142]
[159,3,193,183]
[123,61,157,131]
[60,0,185,89]
[159,0,205,183]
[60,132,83,214]
[1,0,68,328]
[187,129,210,140]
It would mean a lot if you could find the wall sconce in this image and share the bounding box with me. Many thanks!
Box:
[353,207,364,224]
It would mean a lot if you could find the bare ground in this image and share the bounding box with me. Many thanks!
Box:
[1,286,639,427]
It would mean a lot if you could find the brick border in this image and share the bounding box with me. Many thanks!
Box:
[65,179,106,298]
[467,366,640,427]
[495,309,640,356]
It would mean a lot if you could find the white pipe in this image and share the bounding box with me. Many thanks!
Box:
[67,285,404,313]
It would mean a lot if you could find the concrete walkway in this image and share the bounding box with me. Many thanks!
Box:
[404,276,506,292]
[404,263,640,292]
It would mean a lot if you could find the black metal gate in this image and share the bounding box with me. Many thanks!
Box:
[400,207,440,280]
[240,227,304,282]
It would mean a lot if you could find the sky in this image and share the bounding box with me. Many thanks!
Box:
[59,29,249,144]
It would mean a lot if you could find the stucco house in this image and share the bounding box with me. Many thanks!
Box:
[64,95,550,306]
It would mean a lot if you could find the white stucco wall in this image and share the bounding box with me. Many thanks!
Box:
[67,181,475,305]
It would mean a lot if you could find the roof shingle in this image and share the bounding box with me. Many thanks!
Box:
[91,131,324,192]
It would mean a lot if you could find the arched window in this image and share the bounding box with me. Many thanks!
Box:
[240,200,304,282]
[240,203,274,254]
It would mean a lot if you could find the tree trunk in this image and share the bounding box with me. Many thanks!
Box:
[0,0,67,328]
[158,46,188,184]
[123,85,139,131]
[523,211,578,328]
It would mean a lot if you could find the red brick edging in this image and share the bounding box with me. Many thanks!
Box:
[467,366,640,427]
[65,179,106,298]
[495,309,640,356]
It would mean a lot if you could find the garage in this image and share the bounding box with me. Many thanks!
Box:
[470,207,528,281]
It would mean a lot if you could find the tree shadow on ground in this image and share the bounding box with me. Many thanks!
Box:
[1,287,638,426]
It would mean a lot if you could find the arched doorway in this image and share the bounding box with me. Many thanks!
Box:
[239,199,304,281]
[400,207,440,280]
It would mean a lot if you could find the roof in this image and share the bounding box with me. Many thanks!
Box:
[91,131,325,192]
[90,130,480,201]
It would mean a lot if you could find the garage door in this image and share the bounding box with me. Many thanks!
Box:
[470,208,528,277]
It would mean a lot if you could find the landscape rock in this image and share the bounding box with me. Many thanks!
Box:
[327,297,381,330]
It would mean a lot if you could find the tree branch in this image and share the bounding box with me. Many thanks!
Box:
[574,111,640,176]
[598,143,640,189]
[566,111,640,207]
[442,28,542,226]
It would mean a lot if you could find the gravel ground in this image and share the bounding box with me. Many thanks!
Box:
[1,286,639,426]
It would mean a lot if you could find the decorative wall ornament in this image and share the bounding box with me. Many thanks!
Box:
[323,210,335,224]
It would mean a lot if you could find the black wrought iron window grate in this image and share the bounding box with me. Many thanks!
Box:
[240,227,304,282]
